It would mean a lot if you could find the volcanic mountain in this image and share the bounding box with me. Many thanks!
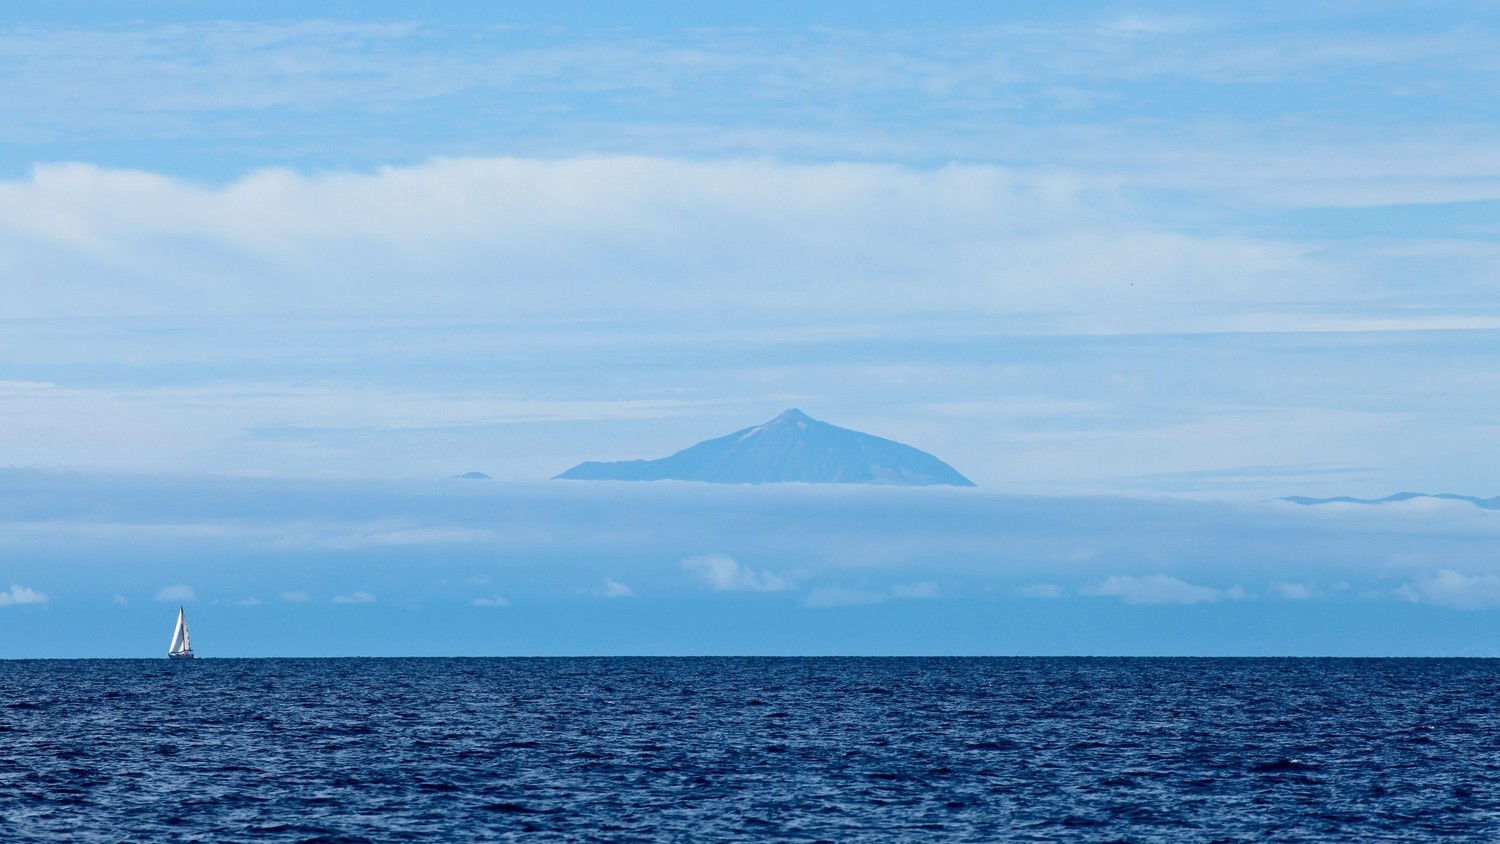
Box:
[554,409,975,486]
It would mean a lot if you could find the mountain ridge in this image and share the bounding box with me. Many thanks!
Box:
[555,408,975,487]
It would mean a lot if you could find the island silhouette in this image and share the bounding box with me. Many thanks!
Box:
[555,408,975,486]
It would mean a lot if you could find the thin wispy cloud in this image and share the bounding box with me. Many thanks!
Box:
[280,591,313,602]
[1270,581,1315,600]
[1082,575,1245,606]
[313,526,495,549]
[802,587,885,609]
[891,582,939,599]
[3,16,1495,172]
[471,596,510,607]
[599,578,635,598]
[154,584,196,602]
[331,591,376,604]
[803,582,939,608]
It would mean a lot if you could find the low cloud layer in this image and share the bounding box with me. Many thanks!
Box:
[4,473,1500,656]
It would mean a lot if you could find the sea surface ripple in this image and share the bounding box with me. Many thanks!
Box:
[2,657,1499,842]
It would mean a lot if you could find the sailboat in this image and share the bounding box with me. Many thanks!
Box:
[168,606,195,659]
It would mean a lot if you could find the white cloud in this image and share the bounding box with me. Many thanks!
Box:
[802,587,885,608]
[0,584,46,606]
[1395,570,1500,610]
[332,590,376,604]
[682,554,792,592]
[154,584,196,602]
[600,578,635,598]
[1082,574,1241,605]
[1018,583,1067,598]
[280,590,312,602]
[471,596,510,607]
[0,158,1326,329]
[891,581,939,599]
[112,594,128,605]
[233,597,263,606]
[1270,581,1314,600]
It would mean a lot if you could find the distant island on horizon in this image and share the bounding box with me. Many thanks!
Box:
[1283,491,1500,510]
[554,408,976,487]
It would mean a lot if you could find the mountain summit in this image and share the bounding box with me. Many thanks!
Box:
[554,409,975,486]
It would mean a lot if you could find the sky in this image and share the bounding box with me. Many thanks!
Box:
[3,1,1500,655]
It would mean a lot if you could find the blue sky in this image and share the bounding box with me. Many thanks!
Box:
[3,2,1500,654]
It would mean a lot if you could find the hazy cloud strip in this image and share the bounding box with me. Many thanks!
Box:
[5,473,1500,655]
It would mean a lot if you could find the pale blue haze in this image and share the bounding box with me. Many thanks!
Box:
[2,2,1500,655]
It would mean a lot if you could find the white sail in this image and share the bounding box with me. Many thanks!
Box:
[169,607,191,655]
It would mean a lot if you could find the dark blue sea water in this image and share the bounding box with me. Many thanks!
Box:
[3,658,1499,842]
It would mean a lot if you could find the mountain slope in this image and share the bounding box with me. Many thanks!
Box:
[554,409,975,487]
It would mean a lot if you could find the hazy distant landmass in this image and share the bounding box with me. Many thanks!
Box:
[453,471,492,480]
[1282,492,1500,510]
[555,408,975,487]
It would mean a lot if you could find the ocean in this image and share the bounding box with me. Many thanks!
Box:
[2,657,1497,841]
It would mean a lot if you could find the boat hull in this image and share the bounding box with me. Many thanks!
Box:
[168,652,195,660]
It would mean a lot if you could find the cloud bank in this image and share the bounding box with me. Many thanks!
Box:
[0,158,1321,329]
